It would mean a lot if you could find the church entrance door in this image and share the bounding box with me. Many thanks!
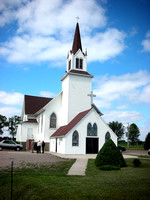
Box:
[86,138,98,154]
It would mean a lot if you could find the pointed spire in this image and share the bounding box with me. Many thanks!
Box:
[72,23,82,54]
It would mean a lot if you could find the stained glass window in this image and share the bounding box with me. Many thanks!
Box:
[87,123,92,136]
[87,123,97,136]
[105,132,111,142]
[50,113,56,128]
[72,131,79,146]
[93,123,97,136]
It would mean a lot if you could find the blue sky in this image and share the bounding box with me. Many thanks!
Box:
[0,0,150,141]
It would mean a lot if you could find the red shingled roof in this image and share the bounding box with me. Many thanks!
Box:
[72,23,82,54]
[25,95,52,115]
[51,108,91,137]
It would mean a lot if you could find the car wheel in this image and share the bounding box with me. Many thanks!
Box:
[16,147,20,151]
[0,147,2,151]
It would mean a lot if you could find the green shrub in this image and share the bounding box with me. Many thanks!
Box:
[99,165,120,170]
[144,132,150,150]
[95,139,127,168]
[133,159,141,167]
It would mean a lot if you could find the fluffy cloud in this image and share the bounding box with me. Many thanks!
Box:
[93,70,150,108]
[0,107,21,117]
[0,0,126,64]
[93,70,150,139]
[103,110,143,124]
[39,91,55,98]
[0,91,24,105]
[141,30,150,52]
[84,28,126,62]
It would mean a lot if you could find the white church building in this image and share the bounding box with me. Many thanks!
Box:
[16,23,117,154]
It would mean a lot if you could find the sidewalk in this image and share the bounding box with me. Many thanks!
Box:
[50,152,138,176]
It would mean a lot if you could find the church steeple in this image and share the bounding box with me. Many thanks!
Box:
[72,23,82,54]
[66,22,87,72]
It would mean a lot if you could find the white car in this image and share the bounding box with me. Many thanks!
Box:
[0,140,23,151]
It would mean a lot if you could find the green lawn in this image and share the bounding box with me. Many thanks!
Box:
[0,158,150,200]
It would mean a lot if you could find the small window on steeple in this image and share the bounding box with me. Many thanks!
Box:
[76,58,83,69]
[80,59,83,69]
[68,60,71,70]
[76,58,79,69]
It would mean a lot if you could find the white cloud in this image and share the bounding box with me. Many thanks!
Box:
[0,107,21,117]
[116,104,129,110]
[0,91,24,105]
[0,0,28,26]
[0,35,70,63]
[93,70,150,108]
[84,28,126,62]
[0,0,126,64]
[139,85,150,103]
[103,110,143,124]
[141,30,150,52]
[39,91,55,98]
[15,0,107,36]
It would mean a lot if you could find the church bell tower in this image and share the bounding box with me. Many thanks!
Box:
[67,22,87,72]
[61,23,93,125]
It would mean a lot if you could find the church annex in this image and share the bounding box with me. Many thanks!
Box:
[16,23,117,154]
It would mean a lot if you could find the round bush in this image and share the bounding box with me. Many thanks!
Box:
[133,159,141,167]
[95,139,127,168]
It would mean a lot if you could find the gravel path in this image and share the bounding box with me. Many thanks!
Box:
[0,151,69,169]
[123,150,148,156]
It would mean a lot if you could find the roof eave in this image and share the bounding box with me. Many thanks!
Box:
[60,71,93,81]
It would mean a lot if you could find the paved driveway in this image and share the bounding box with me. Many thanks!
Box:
[123,150,148,156]
[0,151,69,169]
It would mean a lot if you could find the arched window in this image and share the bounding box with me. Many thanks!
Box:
[105,132,111,142]
[93,123,97,136]
[87,123,92,136]
[50,113,56,128]
[72,131,79,146]
[87,123,97,136]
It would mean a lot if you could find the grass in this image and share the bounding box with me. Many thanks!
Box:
[0,158,150,200]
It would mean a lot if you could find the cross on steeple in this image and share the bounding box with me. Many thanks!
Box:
[88,91,96,105]
[76,16,80,22]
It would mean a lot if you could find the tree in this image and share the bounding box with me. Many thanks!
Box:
[8,115,21,140]
[128,123,140,145]
[144,132,150,150]
[95,139,126,169]
[108,121,125,140]
[0,114,7,135]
